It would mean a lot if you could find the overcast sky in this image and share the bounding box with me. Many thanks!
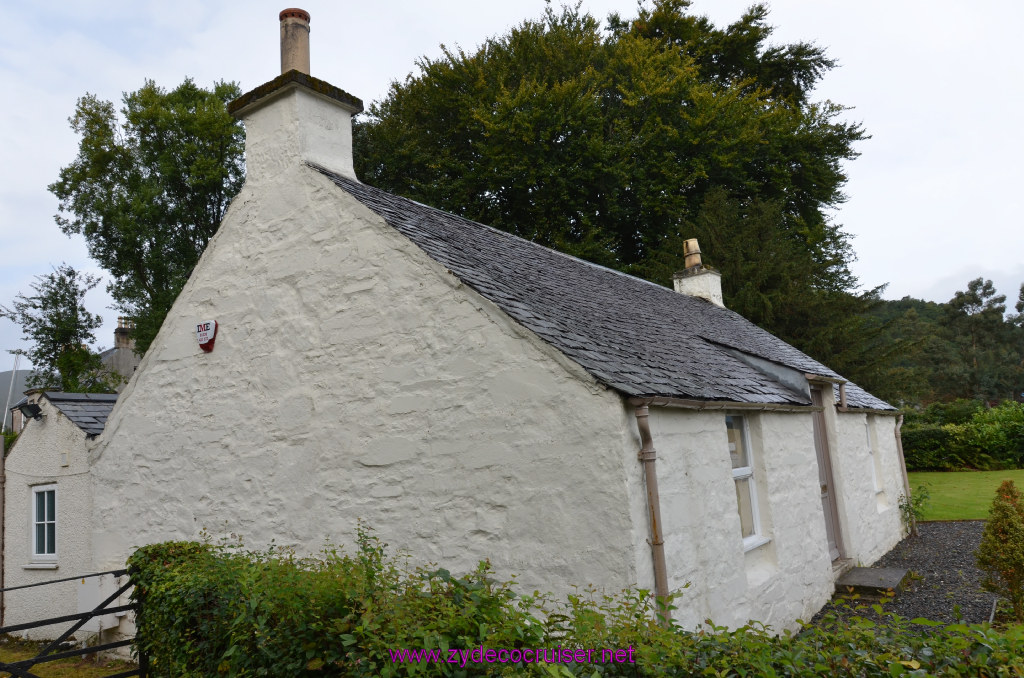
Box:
[1,0,1022,367]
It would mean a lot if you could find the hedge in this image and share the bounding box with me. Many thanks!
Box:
[902,401,1024,470]
[126,529,1024,677]
[901,425,959,471]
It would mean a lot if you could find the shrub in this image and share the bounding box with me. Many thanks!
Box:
[128,531,1024,677]
[952,401,1024,468]
[903,401,1024,469]
[900,424,959,470]
[977,479,1024,623]
[128,527,546,677]
[922,398,986,426]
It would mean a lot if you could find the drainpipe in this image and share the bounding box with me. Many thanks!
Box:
[894,414,915,536]
[1,434,6,626]
[634,405,670,625]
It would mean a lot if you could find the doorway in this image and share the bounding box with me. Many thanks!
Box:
[811,386,843,561]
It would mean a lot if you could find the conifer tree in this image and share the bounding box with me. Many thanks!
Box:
[977,479,1024,622]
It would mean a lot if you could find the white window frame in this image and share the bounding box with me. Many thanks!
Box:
[31,484,57,563]
[727,415,769,552]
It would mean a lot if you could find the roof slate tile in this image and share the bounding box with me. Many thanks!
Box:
[42,392,118,436]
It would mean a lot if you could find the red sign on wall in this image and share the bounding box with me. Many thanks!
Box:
[196,320,218,352]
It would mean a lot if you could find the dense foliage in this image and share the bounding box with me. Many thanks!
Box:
[354,1,887,384]
[0,264,118,392]
[902,401,1024,470]
[129,532,1024,677]
[977,480,1024,623]
[49,78,245,353]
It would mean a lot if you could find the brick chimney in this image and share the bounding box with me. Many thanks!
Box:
[672,239,724,307]
[227,9,364,184]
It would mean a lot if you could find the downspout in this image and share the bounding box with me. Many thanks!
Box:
[1,434,6,626]
[634,405,670,625]
[894,414,915,536]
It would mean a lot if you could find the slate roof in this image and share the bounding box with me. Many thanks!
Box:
[43,392,119,436]
[315,166,893,411]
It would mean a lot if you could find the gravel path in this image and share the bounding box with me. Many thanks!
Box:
[816,521,998,625]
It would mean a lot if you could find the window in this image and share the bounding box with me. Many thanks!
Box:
[727,415,766,550]
[32,484,57,561]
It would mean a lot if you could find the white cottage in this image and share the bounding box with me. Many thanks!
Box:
[89,9,909,631]
[3,391,118,638]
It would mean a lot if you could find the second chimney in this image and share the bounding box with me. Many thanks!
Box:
[280,8,311,74]
[672,239,724,307]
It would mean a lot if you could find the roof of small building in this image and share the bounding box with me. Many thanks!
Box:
[315,166,893,411]
[42,392,119,436]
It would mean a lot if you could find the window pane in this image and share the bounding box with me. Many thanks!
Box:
[35,491,45,522]
[735,478,755,538]
[46,523,56,554]
[35,523,45,554]
[726,416,748,469]
[46,490,55,521]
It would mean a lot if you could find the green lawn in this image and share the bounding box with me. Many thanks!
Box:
[908,469,1024,521]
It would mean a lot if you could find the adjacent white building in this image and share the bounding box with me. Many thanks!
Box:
[2,391,118,639]
[83,8,908,634]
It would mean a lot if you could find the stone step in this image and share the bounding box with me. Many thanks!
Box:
[835,567,910,597]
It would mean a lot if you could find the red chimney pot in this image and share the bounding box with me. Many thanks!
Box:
[279,8,310,22]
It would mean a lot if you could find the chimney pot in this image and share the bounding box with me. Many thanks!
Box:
[683,238,702,269]
[280,8,311,75]
[673,238,724,307]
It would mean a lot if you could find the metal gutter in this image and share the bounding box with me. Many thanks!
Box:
[628,396,820,414]
[837,406,900,416]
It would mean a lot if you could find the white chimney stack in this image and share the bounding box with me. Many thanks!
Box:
[228,8,363,184]
[672,239,724,307]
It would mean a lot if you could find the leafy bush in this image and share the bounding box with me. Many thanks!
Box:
[903,400,1024,470]
[128,528,546,677]
[915,399,986,426]
[900,424,959,470]
[950,401,1024,469]
[977,479,1024,623]
[129,531,1024,677]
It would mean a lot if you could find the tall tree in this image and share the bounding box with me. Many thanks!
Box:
[942,278,1021,401]
[354,1,879,380]
[49,78,245,353]
[0,264,117,392]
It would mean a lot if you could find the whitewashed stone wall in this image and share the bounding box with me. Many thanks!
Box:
[4,399,95,640]
[89,164,646,611]
[648,407,835,630]
[830,410,905,564]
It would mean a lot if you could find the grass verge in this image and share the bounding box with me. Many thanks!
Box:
[0,636,136,678]
[908,469,1024,520]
